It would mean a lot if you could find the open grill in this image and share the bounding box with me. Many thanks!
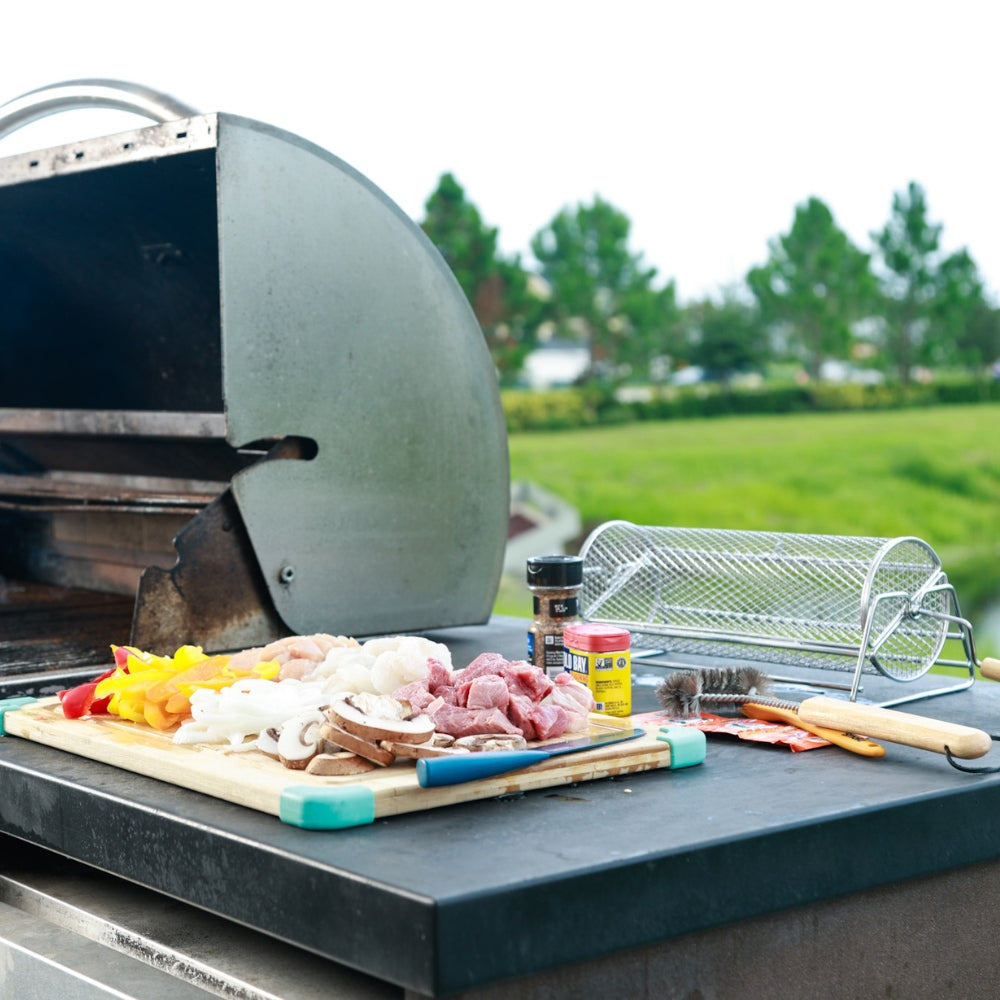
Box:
[0,81,510,689]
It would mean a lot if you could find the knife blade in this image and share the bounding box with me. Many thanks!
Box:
[416,727,646,787]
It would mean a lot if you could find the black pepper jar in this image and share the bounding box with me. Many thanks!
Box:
[526,555,584,677]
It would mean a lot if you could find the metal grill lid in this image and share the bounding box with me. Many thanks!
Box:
[0,83,509,647]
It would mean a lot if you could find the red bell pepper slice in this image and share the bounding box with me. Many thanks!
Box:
[57,665,120,719]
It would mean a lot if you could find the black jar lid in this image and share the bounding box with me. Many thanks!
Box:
[526,555,583,588]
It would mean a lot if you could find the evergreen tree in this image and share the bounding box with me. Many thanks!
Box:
[530,195,677,378]
[873,182,994,377]
[420,173,535,380]
[747,197,876,378]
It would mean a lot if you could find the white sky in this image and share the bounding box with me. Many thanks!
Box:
[2,0,997,304]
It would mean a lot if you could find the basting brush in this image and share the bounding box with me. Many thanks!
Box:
[656,666,994,762]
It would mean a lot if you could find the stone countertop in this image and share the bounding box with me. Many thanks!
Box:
[2,616,999,997]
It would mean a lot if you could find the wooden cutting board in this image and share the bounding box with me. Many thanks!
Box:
[0,697,704,829]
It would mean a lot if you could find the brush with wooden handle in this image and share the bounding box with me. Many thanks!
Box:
[741,701,885,757]
[980,658,1000,681]
[657,667,992,760]
[796,697,991,758]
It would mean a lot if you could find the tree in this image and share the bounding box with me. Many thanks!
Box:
[747,197,876,378]
[953,295,1000,370]
[530,195,675,378]
[872,182,993,377]
[686,290,771,382]
[420,173,536,380]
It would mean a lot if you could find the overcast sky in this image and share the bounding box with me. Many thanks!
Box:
[2,1,997,304]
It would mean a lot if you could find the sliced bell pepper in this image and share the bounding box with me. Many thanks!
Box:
[58,665,120,719]
[88,645,283,730]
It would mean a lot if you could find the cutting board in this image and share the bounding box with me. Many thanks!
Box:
[0,697,704,829]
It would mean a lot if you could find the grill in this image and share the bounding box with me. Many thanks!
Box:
[0,80,509,688]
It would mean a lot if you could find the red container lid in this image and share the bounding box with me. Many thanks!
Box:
[563,622,630,652]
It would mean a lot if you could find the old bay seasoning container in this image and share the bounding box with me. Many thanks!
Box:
[563,622,631,717]
[526,555,583,678]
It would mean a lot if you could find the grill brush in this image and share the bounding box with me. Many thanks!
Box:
[655,668,884,757]
[656,666,996,769]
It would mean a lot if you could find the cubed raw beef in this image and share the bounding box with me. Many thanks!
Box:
[502,662,554,702]
[455,652,509,681]
[507,693,539,742]
[391,680,436,713]
[425,657,454,692]
[465,674,510,712]
[430,703,523,739]
[530,703,571,741]
[433,684,459,706]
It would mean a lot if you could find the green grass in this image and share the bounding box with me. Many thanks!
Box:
[501,402,1000,658]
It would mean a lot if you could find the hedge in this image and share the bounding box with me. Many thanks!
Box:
[500,376,1000,432]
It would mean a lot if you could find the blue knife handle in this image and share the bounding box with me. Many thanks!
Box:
[417,749,550,787]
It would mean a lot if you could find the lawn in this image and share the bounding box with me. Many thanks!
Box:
[499,402,1000,658]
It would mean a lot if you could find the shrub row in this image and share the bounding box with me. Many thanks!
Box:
[501,377,1000,432]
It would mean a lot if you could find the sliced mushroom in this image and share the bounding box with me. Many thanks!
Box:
[380,740,471,760]
[453,734,528,753]
[277,709,326,769]
[306,752,376,776]
[320,723,396,766]
[327,693,435,744]
[256,727,281,759]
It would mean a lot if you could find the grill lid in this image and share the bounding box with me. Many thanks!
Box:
[0,82,509,654]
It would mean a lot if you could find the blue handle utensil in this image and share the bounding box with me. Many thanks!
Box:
[416,727,645,787]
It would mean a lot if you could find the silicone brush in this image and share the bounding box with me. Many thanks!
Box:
[656,666,992,760]
[741,701,885,757]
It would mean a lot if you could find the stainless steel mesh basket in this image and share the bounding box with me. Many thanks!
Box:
[578,521,977,705]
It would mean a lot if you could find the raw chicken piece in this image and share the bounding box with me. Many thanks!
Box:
[542,673,596,732]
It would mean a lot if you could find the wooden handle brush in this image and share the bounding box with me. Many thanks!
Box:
[796,697,990,758]
[980,658,1000,681]
[741,701,885,757]
[657,667,991,760]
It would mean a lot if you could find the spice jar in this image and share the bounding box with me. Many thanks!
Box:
[563,622,632,717]
[526,555,583,678]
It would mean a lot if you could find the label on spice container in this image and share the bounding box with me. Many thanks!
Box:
[532,595,579,618]
[563,623,631,717]
[528,628,570,674]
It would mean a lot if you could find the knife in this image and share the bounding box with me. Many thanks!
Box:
[416,727,646,787]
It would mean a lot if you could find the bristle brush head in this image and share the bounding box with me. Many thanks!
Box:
[656,665,773,717]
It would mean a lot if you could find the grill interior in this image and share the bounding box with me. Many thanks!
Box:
[0,107,510,685]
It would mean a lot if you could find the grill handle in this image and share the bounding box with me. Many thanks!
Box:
[0,78,198,141]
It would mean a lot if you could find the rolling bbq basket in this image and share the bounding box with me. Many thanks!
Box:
[578,521,979,707]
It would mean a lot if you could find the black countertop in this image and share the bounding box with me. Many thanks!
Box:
[2,616,1000,996]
